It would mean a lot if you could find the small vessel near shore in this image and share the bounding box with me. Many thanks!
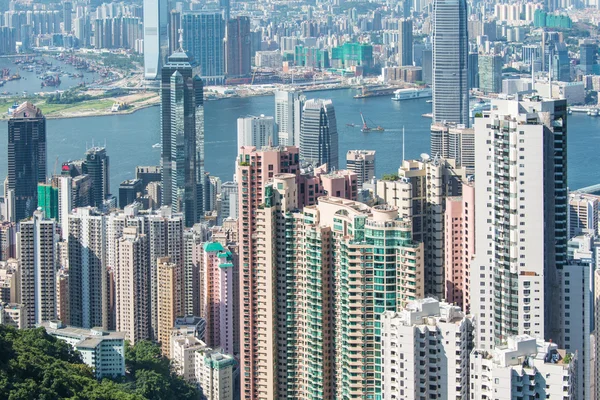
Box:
[152,143,161,148]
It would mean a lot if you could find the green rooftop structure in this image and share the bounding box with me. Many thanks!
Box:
[37,184,58,220]
[294,45,329,69]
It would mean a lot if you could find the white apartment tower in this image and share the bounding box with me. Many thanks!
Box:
[346,150,376,187]
[472,96,568,350]
[470,335,577,400]
[380,299,473,400]
[275,89,304,146]
[68,207,107,330]
[18,209,56,327]
[115,226,149,344]
[237,115,276,151]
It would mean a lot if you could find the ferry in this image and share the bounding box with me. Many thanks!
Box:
[152,143,161,148]
[392,88,432,101]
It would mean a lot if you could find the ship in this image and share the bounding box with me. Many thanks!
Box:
[391,88,432,101]
[41,75,61,87]
[360,112,385,133]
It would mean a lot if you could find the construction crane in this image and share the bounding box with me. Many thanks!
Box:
[250,68,258,85]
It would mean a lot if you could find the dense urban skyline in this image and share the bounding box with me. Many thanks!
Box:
[1,0,600,399]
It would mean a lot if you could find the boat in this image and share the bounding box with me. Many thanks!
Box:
[360,112,371,132]
[346,123,356,127]
[426,99,433,103]
[360,112,385,132]
[588,108,599,117]
[152,143,161,148]
[392,88,432,101]
[7,102,18,115]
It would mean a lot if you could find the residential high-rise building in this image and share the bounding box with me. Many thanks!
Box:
[115,226,149,344]
[157,256,181,358]
[444,181,474,312]
[218,181,238,222]
[68,208,107,330]
[378,158,466,298]
[300,99,338,170]
[430,121,475,175]
[346,150,375,187]
[274,90,304,147]
[470,336,578,399]
[0,222,16,261]
[0,258,19,303]
[202,242,236,356]
[83,146,110,208]
[143,0,168,80]
[18,210,56,327]
[181,12,225,84]
[225,16,251,78]
[237,146,300,399]
[568,192,600,237]
[472,96,567,350]
[398,18,413,66]
[56,270,69,325]
[237,115,276,151]
[7,102,46,222]
[160,46,204,226]
[478,53,503,94]
[432,0,469,125]
[380,299,473,400]
[57,176,72,240]
[195,347,235,400]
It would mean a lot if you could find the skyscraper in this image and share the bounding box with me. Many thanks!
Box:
[143,0,168,80]
[345,150,375,187]
[237,115,276,151]
[580,40,597,75]
[472,96,567,350]
[225,17,251,78]
[115,226,149,344]
[478,53,503,94]
[68,207,107,330]
[274,90,304,147]
[157,256,181,358]
[430,121,475,175]
[83,146,109,208]
[160,45,204,227]
[300,99,339,170]
[168,10,181,56]
[18,210,56,327]
[7,102,46,222]
[181,12,225,84]
[398,18,413,66]
[432,0,469,125]
[63,1,72,33]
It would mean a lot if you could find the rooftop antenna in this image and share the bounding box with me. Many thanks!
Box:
[402,126,405,161]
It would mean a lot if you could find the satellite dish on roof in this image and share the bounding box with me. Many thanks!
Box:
[420,153,430,162]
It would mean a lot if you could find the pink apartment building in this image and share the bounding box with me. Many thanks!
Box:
[444,181,474,313]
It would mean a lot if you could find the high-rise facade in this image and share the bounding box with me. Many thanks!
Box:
[68,207,107,330]
[18,210,56,327]
[157,256,181,358]
[160,47,204,227]
[225,17,251,78]
[580,40,596,75]
[115,226,149,344]
[181,12,225,84]
[202,241,236,356]
[143,0,168,79]
[432,0,469,125]
[274,90,304,147]
[478,53,503,94]
[237,146,300,399]
[472,96,567,350]
[380,299,473,400]
[300,99,339,170]
[237,115,276,151]
[430,121,475,175]
[346,150,375,187]
[168,9,181,56]
[7,102,46,222]
[83,146,110,208]
[398,18,413,66]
